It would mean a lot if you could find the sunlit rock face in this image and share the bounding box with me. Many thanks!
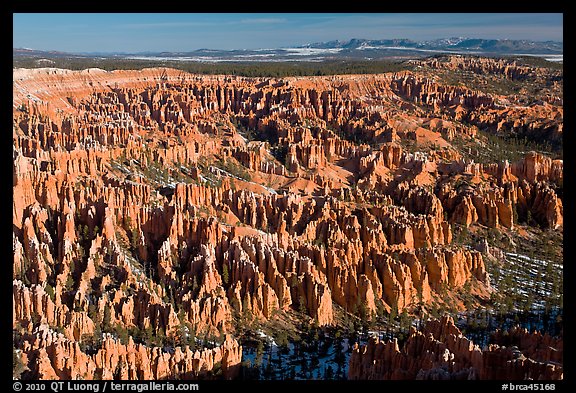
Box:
[348,316,563,380]
[13,59,562,379]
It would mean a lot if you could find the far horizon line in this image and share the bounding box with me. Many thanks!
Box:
[13,36,564,55]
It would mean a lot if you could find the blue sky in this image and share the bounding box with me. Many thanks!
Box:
[13,13,563,53]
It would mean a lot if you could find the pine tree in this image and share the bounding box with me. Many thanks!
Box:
[298,295,307,315]
[103,304,112,332]
[192,275,199,294]
[222,263,229,285]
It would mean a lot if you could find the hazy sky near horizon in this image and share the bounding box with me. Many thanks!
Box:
[13,13,563,53]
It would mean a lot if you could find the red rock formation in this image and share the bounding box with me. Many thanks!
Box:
[18,324,241,380]
[436,153,562,230]
[491,326,563,365]
[349,316,562,380]
[413,55,562,83]
[391,72,494,110]
[13,62,561,380]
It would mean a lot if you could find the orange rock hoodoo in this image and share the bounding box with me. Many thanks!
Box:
[13,62,562,380]
[348,316,563,380]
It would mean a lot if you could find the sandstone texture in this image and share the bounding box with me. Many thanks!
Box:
[13,57,562,380]
[348,315,562,380]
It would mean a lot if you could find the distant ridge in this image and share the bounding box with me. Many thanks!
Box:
[301,37,563,55]
[13,38,563,63]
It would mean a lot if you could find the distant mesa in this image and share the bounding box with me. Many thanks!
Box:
[12,37,563,63]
